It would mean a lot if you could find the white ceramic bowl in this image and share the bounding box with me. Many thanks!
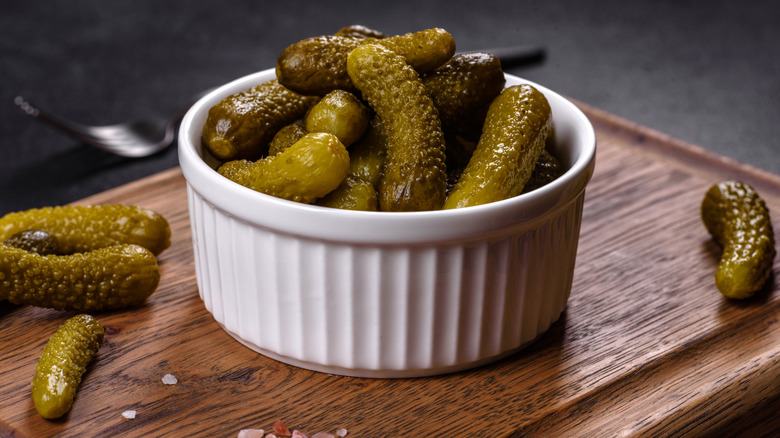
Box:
[178,68,596,378]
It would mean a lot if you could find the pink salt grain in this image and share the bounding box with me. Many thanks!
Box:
[291,431,310,438]
[311,433,334,438]
[336,429,348,437]
[237,429,264,438]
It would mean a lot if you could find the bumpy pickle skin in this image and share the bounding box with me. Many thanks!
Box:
[422,52,506,131]
[522,149,564,193]
[0,244,160,311]
[316,175,378,211]
[305,89,371,147]
[202,80,317,161]
[444,84,552,209]
[334,24,388,39]
[32,314,104,419]
[347,43,448,212]
[701,180,776,299]
[218,132,349,204]
[0,205,170,256]
[276,28,455,96]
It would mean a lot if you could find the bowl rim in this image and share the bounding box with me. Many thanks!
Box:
[178,68,596,244]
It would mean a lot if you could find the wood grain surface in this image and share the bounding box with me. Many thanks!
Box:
[1,103,779,438]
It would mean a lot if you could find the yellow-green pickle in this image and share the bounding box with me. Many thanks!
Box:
[32,314,104,419]
[701,180,776,299]
[0,244,160,311]
[2,230,59,255]
[0,204,171,256]
[218,132,350,204]
[305,89,371,147]
[347,43,448,211]
[444,84,552,209]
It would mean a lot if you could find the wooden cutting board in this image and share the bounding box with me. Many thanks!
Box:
[1,103,779,438]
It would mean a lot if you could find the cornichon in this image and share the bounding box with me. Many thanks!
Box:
[316,175,378,211]
[334,24,387,39]
[347,43,447,212]
[422,52,505,131]
[202,80,317,161]
[0,244,160,311]
[444,84,552,209]
[0,205,170,256]
[268,120,307,156]
[305,89,370,147]
[32,314,104,419]
[348,116,388,189]
[276,28,456,96]
[218,132,349,204]
[701,180,776,299]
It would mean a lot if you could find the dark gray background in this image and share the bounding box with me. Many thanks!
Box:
[2,0,778,214]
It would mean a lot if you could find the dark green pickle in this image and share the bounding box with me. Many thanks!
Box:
[317,175,378,211]
[32,314,104,419]
[276,28,456,96]
[202,80,317,161]
[522,149,564,193]
[268,120,307,156]
[701,180,776,299]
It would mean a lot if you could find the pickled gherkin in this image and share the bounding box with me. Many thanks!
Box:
[305,90,371,147]
[218,132,349,204]
[701,180,776,299]
[0,244,160,311]
[0,205,170,256]
[444,84,552,209]
[268,120,307,156]
[422,52,505,131]
[347,43,447,212]
[276,28,455,96]
[202,80,317,161]
[348,116,388,189]
[32,314,104,419]
[316,175,378,211]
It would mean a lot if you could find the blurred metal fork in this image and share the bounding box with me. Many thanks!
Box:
[15,45,545,158]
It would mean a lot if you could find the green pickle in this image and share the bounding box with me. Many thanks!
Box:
[422,52,506,131]
[444,84,552,209]
[347,43,448,212]
[334,24,387,39]
[348,116,388,189]
[305,90,371,147]
[268,120,307,156]
[32,314,104,419]
[0,244,160,311]
[218,132,349,204]
[276,28,455,96]
[317,175,378,211]
[522,149,564,193]
[701,180,776,299]
[202,80,317,161]
[0,205,170,256]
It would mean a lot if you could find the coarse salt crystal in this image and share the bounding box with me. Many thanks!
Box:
[291,431,309,438]
[311,433,334,438]
[237,429,265,438]
[336,429,348,437]
[162,373,178,385]
[121,410,136,419]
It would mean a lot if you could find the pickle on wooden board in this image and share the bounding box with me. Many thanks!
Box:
[316,175,378,211]
[422,52,506,131]
[276,28,455,96]
[0,244,160,311]
[218,132,349,204]
[32,314,104,419]
[444,84,552,209]
[202,80,317,161]
[347,43,447,212]
[701,180,776,299]
[305,89,371,147]
[2,230,59,255]
[0,205,170,256]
